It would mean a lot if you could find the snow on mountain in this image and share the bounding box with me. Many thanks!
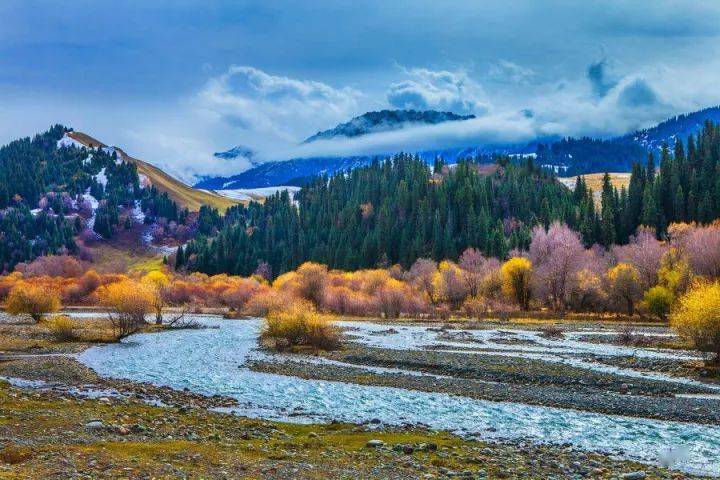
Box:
[57,133,87,150]
[95,168,108,187]
[303,109,476,143]
[196,105,720,189]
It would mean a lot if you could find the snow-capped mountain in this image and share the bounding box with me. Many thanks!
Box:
[195,105,720,189]
[196,109,482,189]
[303,109,476,143]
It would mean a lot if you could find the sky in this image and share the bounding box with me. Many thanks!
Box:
[2,0,720,183]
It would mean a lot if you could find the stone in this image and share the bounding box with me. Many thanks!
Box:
[366,439,384,448]
[308,432,319,438]
[84,421,105,431]
[621,472,646,480]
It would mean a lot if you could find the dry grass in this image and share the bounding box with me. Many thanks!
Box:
[67,132,239,213]
[558,172,632,206]
[46,316,79,342]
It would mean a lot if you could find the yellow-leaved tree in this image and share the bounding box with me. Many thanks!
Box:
[670,281,720,365]
[5,281,61,322]
[99,279,153,339]
[500,257,533,310]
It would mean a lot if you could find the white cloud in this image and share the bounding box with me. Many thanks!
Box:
[197,65,361,144]
[387,68,489,115]
[488,60,536,84]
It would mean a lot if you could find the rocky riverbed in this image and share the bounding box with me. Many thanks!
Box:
[1,313,719,478]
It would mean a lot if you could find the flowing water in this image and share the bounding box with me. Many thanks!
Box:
[77,317,720,476]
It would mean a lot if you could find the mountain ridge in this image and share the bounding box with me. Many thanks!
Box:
[196,105,720,189]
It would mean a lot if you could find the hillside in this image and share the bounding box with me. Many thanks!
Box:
[65,132,238,213]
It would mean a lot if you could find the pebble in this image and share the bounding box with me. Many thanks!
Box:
[366,439,385,448]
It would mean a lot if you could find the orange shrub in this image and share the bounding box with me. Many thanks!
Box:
[261,300,340,350]
[5,281,61,322]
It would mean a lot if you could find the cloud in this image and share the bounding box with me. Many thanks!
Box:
[616,77,660,108]
[197,65,361,144]
[387,68,489,115]
[587,57,618,98]
[488,60,536,84]
[269,110,537,161]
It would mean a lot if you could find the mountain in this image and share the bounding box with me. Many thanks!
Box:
[303,109,475,143]
[623,105,720,151]
[196,109,481,189]
[537,106,720,176]
[64,132,238,213]
[197,105,720,189]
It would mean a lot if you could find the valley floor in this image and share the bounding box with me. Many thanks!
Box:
[0,313,717,479]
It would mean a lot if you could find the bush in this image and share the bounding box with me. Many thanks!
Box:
[671,281,720,365]
[5,282,61,322]
[642,285,674,321]
[98,280,153,339]
[243,289,284,317]
[47,315,79,341]
[261,300,340,350]
[462,296,487,320]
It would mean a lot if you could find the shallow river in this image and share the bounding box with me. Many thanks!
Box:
[77,317,720,476]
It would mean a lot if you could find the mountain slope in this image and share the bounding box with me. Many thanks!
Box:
[65,132,239,213]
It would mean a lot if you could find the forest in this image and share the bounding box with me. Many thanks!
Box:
[177,120,720,279]
[0,126,189,271]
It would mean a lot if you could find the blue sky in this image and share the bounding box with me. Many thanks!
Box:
[2,1,720,182]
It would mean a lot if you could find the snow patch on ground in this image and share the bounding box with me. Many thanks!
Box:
[101,147,124,164]
[81,190,100,236]
[57,133,86,150]
[215,186,301,201]
[138,173,150,187]
[132,201,145,224]
[94,168,108,187]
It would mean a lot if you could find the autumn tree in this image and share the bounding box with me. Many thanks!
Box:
[5,281,61,322]
[529,222,585,310]
[643,286,674,321]
[434,261,470,309]
[501,257,533,310]
[605,263,643,316]
[98,280,153,339]
[671,281,720,365]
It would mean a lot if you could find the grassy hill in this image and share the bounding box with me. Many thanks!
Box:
[66,132,239,213]
[558,172,632,205]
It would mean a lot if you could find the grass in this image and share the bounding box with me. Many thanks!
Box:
[0,378,673,479]
[67,132,239,213]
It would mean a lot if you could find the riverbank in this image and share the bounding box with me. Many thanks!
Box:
[1,312,718,478]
